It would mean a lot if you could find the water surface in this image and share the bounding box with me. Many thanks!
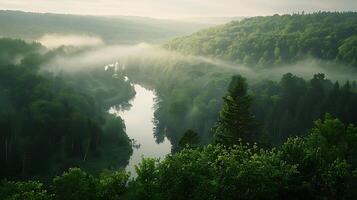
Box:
[110,84,171,176]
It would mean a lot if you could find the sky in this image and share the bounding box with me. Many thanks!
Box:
[0,0,356,19]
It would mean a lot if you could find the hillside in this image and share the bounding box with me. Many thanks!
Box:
[0,10,211,44]
[165,12,357,67]
[1,9,357,199]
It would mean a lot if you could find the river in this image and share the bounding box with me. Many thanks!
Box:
[109,84,172,176]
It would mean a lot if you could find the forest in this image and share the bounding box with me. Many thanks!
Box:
[0,38,135,179]
[125,48,357,148]
[0,11,357,200]
[165,12,357,68]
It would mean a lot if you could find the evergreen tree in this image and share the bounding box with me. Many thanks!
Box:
[214,75,256,146]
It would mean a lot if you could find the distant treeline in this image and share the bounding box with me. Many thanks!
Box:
[165,12,357,68]
[0,10,209,44]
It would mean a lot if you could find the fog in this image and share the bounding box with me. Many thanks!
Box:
[44,42,180,73]
[37,34,104,49]
[258,60,357,83]
[41,35,356,83]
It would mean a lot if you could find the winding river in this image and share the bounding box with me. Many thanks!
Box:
[110,84,172,176]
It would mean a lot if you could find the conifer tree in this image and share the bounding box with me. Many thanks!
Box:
[214,75,256,146]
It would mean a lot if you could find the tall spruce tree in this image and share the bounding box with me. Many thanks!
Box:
[214,75,256,146]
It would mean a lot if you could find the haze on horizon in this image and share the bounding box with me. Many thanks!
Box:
[0,0,356,19]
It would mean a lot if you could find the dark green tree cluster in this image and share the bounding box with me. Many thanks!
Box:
[0,168,130,200]
[2,115,356,200]
[0,38,133,179]
[165,12,357,67]
[214,75,257,145]
[132,115,357,200]
[0,180,52,200]
[178,129,199,149]
[59,67,135,110]
[252,73,357,143]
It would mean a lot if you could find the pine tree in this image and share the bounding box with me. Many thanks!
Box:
[214,75,256,146]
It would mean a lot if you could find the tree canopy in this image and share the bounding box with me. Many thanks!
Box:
[165,12,357,68]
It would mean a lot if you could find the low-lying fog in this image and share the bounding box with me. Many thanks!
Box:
[40,34,357,83]
[37,34,105,49]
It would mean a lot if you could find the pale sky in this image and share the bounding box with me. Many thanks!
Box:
[0,0,356,18]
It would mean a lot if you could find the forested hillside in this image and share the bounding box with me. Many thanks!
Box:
[165,12,357,67]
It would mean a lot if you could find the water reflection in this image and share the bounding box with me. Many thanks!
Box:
[109,84,172,176]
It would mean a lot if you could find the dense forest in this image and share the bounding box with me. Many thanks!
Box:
[0,38,135,179]
[125,52,356,148]
[1,11,357,199]
[1,80,357,199]
[165,12,357,68]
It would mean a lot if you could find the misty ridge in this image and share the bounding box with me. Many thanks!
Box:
[38,33,357,84]
[0,10,212,44]
[3,11,357,85]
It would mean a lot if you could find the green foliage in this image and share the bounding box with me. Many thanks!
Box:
[131,158,160,199]
[1,116,356,199]
[251,73,357,143]
[130,144,296,200]
[62,67,136,110]
[0,180,52,200]
[126,52,356,149]
[279,114,357,199]
[338,35,357,67]
[178,129,200,149]
[305,114,357,166]
[52,168,97,200]
[214,75,257,145]
[166,12,357,68]
[103,115,129,145]
[98,170,130,200]
[128,115,357,200]
[0,38,134,179]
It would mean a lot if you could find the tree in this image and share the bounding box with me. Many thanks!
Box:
[0,180,52,200]
[279,114,357,199]
[179,129,199,149]
[52,168,98,200]
[131,158,160,199]
[214,75,256,146]
[98,170,130,200]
